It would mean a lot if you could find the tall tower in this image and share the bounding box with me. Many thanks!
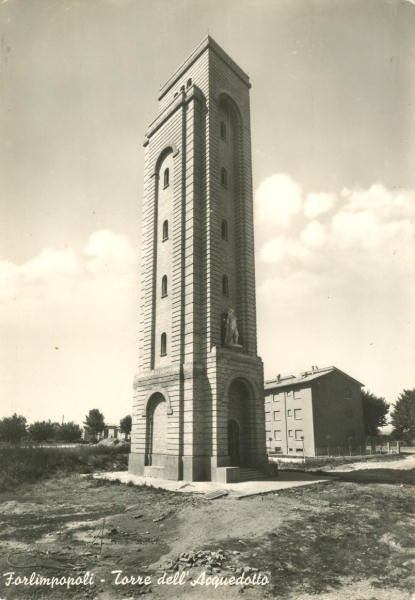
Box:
[129,36,267,482]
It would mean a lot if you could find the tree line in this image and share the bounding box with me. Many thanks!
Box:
[362,388,414,442]
[0,409,132,445]
[0,390,413,444]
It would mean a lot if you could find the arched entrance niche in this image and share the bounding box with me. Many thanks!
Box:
[145,392,168,466]
[227,378,253,467]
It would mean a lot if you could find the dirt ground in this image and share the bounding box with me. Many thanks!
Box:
[0,459,414,600]
[319,453,415,472]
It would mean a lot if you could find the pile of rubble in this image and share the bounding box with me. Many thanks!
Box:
[161,550,268,590]
[165,549,229,572]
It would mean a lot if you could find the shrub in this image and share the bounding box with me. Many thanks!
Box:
[0,445,129,491]
[28,421,58,443]
[0,414,27,444]
[56,422,82,442]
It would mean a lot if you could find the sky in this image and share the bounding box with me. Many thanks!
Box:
[1,0,414,427]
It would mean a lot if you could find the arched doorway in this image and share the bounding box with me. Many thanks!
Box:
[227,378,253,467]
[146,392,167,466]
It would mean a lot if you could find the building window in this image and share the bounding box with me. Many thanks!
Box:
[220,167,227,188]
[287,409,292,417]
[220,121,227,140]
[294,390,302,399]
[288,430,293,438]
[221,219,228,240]
[295,430,304,441]
[273,394,280,402]
[186,78,192,88]
[162,220,168,241]
[274,411,281,421]
[163,168,170,189]
[344,386,352,400]
[222,275,229,297]
[294,408,302,420]
[274,430,282,441]
[160,332,167,356]
[161,275,168,298]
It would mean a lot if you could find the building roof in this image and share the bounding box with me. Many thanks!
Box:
[158,35,251,101]
[264,366,364,391]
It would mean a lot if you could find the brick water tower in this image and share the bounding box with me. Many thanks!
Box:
[129,36,267,482]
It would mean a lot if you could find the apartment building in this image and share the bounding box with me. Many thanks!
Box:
[264,366,365,456]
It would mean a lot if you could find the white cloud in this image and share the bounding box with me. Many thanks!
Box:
[0,260,19,300]
[331,209,378,248]
[300,221,327,247]
[21,248,78,280]
[255,174,302,227]
[332,184,415,254]
[341,184,415,218]
[0,230,136,301]
[258,269,315,302]
[256,177,415,404]
[260,235,309,263]
[0,248,78,301]
[304,192,336,219]
[84,229,136,275]
[257,177,415,270]
[0,230,138,423]
[333,209,413,250]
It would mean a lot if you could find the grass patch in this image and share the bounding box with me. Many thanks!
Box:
[0,445,129,491]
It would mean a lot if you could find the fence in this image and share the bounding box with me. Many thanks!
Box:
[315,441,400,457]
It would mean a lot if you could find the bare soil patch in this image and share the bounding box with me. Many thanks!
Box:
[0,464,413,600]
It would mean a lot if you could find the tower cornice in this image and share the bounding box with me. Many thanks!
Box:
[158,35,251,102]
